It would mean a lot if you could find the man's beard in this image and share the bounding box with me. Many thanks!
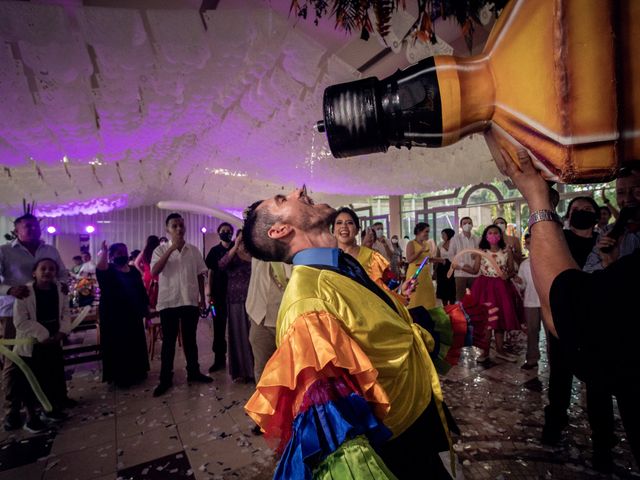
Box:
[301,205,336,232]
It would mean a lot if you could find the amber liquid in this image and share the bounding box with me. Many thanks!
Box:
[434,0,640,183]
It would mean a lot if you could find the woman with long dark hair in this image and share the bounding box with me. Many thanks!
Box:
[436,228,457,305]
[454,225,522,363]
[135,235,160,310]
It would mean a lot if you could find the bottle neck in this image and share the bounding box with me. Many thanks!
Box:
[378,55,494,148]
[433,55,494,145]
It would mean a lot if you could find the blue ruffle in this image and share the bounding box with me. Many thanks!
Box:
[274,393,392,480]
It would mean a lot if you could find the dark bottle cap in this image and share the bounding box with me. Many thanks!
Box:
[320,77,390,158]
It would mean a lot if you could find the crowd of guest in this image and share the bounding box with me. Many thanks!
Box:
[0,170,638,474]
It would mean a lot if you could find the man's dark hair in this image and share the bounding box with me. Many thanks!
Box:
[524,232,531,240]
[566,196,599,215]
[493,216,507,224]
[165,213,182,226]
[414,222,430,236]
[332,207,361,232]
[479,225,506,250]
[372,221,383,227]
[242,200,290,262]
[217,222,234,234]
[73,255,82,262]
[459,216,472,226]
[14,213,38,227]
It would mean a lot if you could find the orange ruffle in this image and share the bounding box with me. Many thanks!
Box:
[244,311,390,448]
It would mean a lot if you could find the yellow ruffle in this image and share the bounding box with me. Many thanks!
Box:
[244,311,390,435]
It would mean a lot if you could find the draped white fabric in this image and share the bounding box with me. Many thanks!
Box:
[0,1,499,217]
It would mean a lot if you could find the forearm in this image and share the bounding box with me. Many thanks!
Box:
[207,269,215,300]
[151,249,172,276]
[198,275,205,302]
[96,251,109,271]
[528,199,578,317]
[218,250,235,270]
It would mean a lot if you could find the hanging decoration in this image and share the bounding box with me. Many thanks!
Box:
[289,0,508,51]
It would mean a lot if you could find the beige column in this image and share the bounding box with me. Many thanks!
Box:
[388,195,402,239]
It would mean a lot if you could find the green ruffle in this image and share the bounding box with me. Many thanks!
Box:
[312,436,398,480]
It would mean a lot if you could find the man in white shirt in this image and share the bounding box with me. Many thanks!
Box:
[516,233,541,370]
[151,213,212,397]
[1,213,71,429]
[245,259,291,383]
[77,252,96,278]
[371,222,394,261]
[449,216,480,301]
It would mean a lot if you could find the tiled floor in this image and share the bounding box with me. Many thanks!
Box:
[0,322,637,479]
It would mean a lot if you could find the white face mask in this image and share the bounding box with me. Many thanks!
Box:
[495,223,506,232]
[462,224,473,233]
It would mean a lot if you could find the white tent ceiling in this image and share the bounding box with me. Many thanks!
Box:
[0,0,501,218]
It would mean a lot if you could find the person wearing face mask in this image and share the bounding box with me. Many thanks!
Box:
[449,217,480,301]
[389,235,404,278]
[371,222,394,262]
[96,241,150,388]
[205,222,236,373]
[454,226,522,363]
[563,196,600,268]
[493,217,524,266]
[540,195,622,470]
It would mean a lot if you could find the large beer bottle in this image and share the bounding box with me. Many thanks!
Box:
[317,0,639,183]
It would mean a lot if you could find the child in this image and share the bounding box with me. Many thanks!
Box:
[454,225,523,363]
[9,258,71,432]
[516,232,542,370]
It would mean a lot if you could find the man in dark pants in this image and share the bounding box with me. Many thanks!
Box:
[543,196,613,463]
[488,134,640,472]
[151,213,212,397]
[205,222,235,372]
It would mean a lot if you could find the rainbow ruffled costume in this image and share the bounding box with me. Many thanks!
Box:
[245,248,453,479]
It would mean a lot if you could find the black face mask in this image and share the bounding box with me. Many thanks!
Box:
[219,232,233,243]
[570,210,597,229]
[112,256,128,267]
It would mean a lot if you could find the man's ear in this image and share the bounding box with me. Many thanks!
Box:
[267,222,293,240]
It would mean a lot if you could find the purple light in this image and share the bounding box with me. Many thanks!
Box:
[85,225,96,234]
[46,226,57,234]
[200,226,207,234]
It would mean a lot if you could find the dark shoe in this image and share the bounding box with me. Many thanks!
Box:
[187,373,213,383]
[251,425,263,436]
[153,382,173,397]
[541,424,562,445]
[592,450,614,473]
[40,410,68,423]
[24,417,48,434]
[61,397,79,409]
[208,362,226,373]
[3,411,23,431]
[521,362,538,370]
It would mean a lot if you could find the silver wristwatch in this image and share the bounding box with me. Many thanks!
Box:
[528,209,562,229]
